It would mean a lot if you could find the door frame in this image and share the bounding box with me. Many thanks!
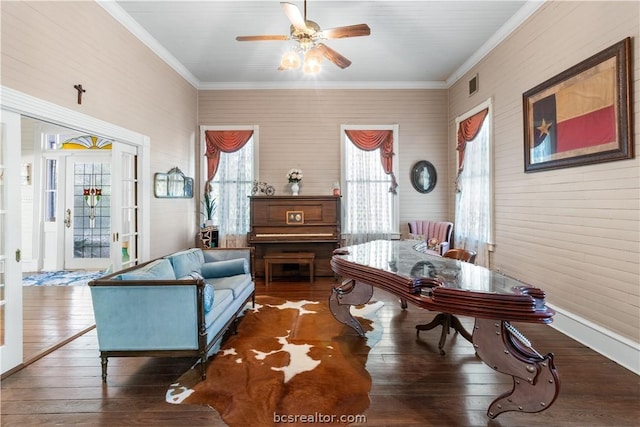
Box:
[0,86,150,375]
[0,86,151,263]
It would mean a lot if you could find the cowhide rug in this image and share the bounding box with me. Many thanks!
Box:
[166,296,383,426]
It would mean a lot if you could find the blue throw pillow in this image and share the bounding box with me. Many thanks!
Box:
[203,283,214,313]
[177,272,213,312]
[201,258,248,279]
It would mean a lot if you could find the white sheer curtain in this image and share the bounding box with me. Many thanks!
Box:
[454,119,492,267]
[343,139,394,246]
[210,139,253,247]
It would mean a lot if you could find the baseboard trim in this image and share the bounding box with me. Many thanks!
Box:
[21,259,38,273]
[548,303,639,375]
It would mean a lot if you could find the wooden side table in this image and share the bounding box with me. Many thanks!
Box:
[263,252,315,285]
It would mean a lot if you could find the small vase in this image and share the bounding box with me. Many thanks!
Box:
[291,182,300,196]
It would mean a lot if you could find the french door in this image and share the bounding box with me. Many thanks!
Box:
[0,87,149,376]
[112,143,139,269]
[1,110,23,374]
[64,154,112,270]
[63,145,139,271]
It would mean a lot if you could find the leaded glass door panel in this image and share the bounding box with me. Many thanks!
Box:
[64,155,111,270]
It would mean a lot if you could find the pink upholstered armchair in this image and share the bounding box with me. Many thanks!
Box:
[407,220,453,255]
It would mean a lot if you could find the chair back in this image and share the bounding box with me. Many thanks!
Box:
[442,249,477,264]
[407,220,454,255]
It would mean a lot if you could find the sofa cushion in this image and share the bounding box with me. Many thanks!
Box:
[205,288,234,329]
[166,248,205,278]
[119,259,176,281]
[207,274,252,299]
[201,258,248,279]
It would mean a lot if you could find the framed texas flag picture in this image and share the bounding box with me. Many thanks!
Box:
[523,37,633,172]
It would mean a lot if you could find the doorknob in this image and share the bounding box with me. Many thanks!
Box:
[64,209,72,228]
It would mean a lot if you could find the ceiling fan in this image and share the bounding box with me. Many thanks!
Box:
[235,1,371,73]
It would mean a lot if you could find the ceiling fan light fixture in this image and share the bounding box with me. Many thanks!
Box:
[279,49,301,70]
[237,0,370,73]
[303,47,323,74]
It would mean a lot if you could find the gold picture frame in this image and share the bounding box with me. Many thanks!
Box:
[286,210,304,224]
[523,37,633,172]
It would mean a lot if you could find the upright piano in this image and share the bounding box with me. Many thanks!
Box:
[248,195,341,278]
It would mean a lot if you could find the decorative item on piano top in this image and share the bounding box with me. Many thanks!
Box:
[287,168,303,183]
[287,168,303,196]
[332,182,341,196]
[252,181,276,196]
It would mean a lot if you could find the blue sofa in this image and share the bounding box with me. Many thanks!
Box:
[88,247,255,382]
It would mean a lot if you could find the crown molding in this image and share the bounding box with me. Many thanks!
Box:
[97,0,201,89]
[446,0,545,87]
[198,80,448,91]
[98,0,543,91]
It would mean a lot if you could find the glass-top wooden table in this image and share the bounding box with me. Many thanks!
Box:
[329,240,559,419]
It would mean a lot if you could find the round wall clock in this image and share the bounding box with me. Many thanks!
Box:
[410,160,437,193]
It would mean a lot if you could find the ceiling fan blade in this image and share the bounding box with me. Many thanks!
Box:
[236,35,290,42]
[281,2,308,32]
[316,43,352,69]
[319,24,371,39]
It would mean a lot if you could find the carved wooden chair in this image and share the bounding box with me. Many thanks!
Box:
[416,248,477,355]
[441,248,477,263]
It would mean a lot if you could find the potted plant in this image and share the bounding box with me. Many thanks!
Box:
[201,184,217,228]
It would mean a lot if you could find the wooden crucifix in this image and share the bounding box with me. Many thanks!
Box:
[74,84,86,104]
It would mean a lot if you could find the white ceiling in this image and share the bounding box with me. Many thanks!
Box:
[104,1,542,90]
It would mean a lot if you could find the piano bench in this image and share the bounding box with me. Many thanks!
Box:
[264,252,315,285]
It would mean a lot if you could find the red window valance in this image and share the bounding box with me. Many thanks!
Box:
[456,108,488,192]
[204,130,254,184]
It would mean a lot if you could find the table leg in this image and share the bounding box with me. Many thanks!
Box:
[416,313,473,355]
[472,318,560,418]
[329,279,374,337]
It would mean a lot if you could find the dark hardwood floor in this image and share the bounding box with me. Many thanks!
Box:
[2,277,639,426]
[21,285,95,364]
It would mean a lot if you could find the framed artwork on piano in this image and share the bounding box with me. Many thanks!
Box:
[286,211,304,224]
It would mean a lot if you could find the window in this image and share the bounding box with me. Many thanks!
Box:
[201,126,258,248]
[44,159,57,222]
[43,134,59,222]
[454,101,493,267]
[341,125,399,246]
